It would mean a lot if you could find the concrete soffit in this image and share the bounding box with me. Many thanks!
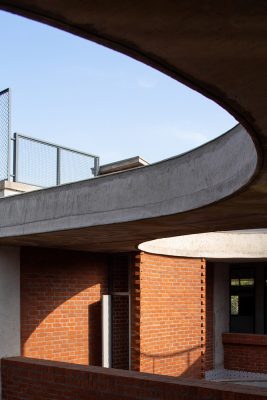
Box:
[0,2,266,252]
[139,230,267,261]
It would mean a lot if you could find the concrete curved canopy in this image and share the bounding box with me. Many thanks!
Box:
[0,1,266,251]
[0,125,257,251]
[139,230,267,261]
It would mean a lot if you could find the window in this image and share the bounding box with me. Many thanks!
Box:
[230,267,255,333]
[231,295,239,315]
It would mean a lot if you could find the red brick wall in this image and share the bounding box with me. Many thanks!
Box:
[205,262,214,371]
[21,247,108,365]
[20,247,213,378]
[131,252,207,378]
[2,357,267,400]
[109,254,130,369]
[112,295,129,369]
[131,252,141,371]
[223,333,267,373]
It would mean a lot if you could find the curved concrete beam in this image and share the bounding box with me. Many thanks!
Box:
[0,127,257,225]
[139,230,267,261]
[0,125,257,239]
[0,1,266,251]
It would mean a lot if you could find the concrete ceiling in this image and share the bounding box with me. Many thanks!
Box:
[139,230,267,261]
[0,1,267,252]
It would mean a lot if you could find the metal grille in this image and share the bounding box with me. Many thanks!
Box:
[15,135,58,187]
[60,148,96,185]
[231,295,239,315]
[0,89,10,180]
[14,134,99,187]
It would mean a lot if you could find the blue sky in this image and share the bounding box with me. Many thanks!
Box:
[0,10,236,165]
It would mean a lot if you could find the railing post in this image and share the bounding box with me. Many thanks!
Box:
[7,88,11,181]
[94,156,100,176]
[13,132,18,182]
[56,147,61,185]
[0,88,11,181]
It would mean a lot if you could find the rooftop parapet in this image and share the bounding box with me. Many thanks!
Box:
[0,180,40,198]
[99,156,148,175]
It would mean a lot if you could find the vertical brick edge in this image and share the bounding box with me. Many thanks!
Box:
[131,252,141,371]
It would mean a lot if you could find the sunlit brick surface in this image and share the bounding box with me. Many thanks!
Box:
[21,248,108,365]
[131,253,210,378]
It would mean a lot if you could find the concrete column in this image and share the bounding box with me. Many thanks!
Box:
[102,295,112,368]
[0,247,20,359]
[213,263,229,369]
[255,264,265,334]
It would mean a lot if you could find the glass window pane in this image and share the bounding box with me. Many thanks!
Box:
[231,279,240,286]
[240,278,254,286]
[231,295,239,315]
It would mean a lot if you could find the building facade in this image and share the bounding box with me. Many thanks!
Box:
[1,236,267,383]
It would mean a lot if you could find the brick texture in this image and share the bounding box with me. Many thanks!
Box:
[109,254,130,369]
[131,252,207,378]
[223,333,267,373]
[20,247,213,379]
[131,252,141,371]
[21,247,108,365]
[205,262,214,371]
[112,295,129,369]
[2,357,267,400]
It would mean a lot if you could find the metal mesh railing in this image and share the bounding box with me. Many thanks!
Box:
[60,148,97,185]
[14,135,58,187]
[13,133,99,187]
[0,89,10,181]
[0,88,99,187]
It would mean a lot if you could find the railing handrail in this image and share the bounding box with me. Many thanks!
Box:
[1,87,100,186]
[0,88,11,182]
[0,88,10,96]
[11,132,100,185]
[13,132,99,159]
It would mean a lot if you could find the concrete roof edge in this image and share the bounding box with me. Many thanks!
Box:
[99,156,149,175]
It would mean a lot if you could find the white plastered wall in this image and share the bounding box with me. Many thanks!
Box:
[213,262,229,369]
[0,247,20,360]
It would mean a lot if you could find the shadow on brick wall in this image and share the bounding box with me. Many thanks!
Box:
[88,301,102,366]
[139,345,202,378]
[20,247,108,365]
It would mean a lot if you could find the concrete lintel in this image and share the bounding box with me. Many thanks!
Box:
[99,156,149,175]
[0,180,41,193]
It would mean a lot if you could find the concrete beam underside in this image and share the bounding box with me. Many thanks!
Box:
[0,1,265,254]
